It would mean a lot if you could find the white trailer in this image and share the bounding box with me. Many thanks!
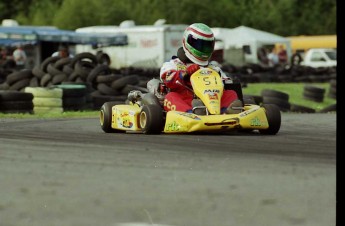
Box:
[75,23,188,69]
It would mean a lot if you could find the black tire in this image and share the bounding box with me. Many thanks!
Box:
[99,102,119,133]
[87,64,112,83]
[40,56,61,72]
[0,100,34,111]
[261,89,289,101]
[47,63,63,76]
[70,52,98,68]
[9,78,31,91]
[243,97,256,105]
[140,104,164,134]
[290,104,316,113]
[32,66,46,79]
[96,74,122,84]
[97,83,121,96]
[96,52,111,66]
[259,104,281,135]
[111,75,140,90]
[6,69,33,85]
[318,104,336,113]
[0,90,33,101]
[262,96,291,112]
[54,57,72,70]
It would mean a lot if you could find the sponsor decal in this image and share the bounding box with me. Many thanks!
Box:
[166,121,180,131]
[250,116,267,127]
[208,93,218,100]
[177,112,201,120]
[120,112,129,117]
[204,89,220,94]
[199,69,212,75]
[121,118,133,128]
[117,111,133,128]
[164,99,176,111]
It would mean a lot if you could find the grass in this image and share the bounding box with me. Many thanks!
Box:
[0,82,336,119]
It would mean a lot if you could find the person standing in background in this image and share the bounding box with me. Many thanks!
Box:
[12,44,27,70]
[267,47,279,67]
[52,45,73,58]
[277,44,288,64]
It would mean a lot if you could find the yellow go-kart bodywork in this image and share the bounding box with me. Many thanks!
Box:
[100,68,281,135]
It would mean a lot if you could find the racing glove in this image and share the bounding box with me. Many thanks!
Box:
[186,64,200,76]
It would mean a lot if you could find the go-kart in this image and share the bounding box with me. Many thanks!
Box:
[99,67,281,135]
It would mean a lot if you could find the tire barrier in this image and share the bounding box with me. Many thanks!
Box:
[24,87,63,114]
[0,90,34,114]
[303,85,325,103]
[328,79,336,99]
[261,89,291,112]
[318,103,336,113]
[0,51,337,113]
[52,84,89,111]
[290,104,316,113]
[223,63,336,84]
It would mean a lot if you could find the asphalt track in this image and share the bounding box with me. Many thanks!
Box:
[0,113,336,226]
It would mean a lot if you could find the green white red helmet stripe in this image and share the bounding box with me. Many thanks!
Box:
[186,27,213,39]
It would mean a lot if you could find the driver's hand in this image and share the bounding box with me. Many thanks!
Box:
[186,64,200,76]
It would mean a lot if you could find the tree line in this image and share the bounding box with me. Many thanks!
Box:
[0,0,337,36]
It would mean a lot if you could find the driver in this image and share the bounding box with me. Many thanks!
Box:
[159,23,243,114]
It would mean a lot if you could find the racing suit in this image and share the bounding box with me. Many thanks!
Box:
[159,56,239,113]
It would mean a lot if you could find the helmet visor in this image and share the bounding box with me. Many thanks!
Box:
[187,34,215,54]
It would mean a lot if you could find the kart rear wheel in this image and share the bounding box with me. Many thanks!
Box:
[100,102,118,133]
[140,104,164,134]
[259,104,281,135]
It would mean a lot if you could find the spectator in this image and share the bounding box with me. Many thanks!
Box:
[267,47,279,67]
[12,44,27,70]
[52,45,73,58]
[277,44,288,64]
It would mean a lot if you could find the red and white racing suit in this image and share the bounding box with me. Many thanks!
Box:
[159,57,239,113]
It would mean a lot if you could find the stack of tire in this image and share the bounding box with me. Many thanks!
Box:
[318,79,336,113]
[328,79,336,99]
[0,90,34,114]
[0,69,34,91]
[91,72,147,110]
[53,83,89,111]
[24,87,63,114]
[261,89,291,112]
[302,85,325,103]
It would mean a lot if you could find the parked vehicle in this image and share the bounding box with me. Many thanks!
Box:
[297,48,337,68]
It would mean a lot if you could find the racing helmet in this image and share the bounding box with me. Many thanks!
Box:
[182,23,215,66]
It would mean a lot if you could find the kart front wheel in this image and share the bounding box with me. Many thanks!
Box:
[259,104,281,135]
[140,104,164,134]
[100,102,118,133]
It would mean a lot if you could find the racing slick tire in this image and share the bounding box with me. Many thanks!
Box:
[100,102,120,133]
[140,104,164,134]
[259,104,281,135]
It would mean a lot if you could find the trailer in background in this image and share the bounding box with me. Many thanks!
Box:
[287,35,337,54]
[75,23,188,69]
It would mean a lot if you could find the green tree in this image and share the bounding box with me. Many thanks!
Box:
[0,0,336,36]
